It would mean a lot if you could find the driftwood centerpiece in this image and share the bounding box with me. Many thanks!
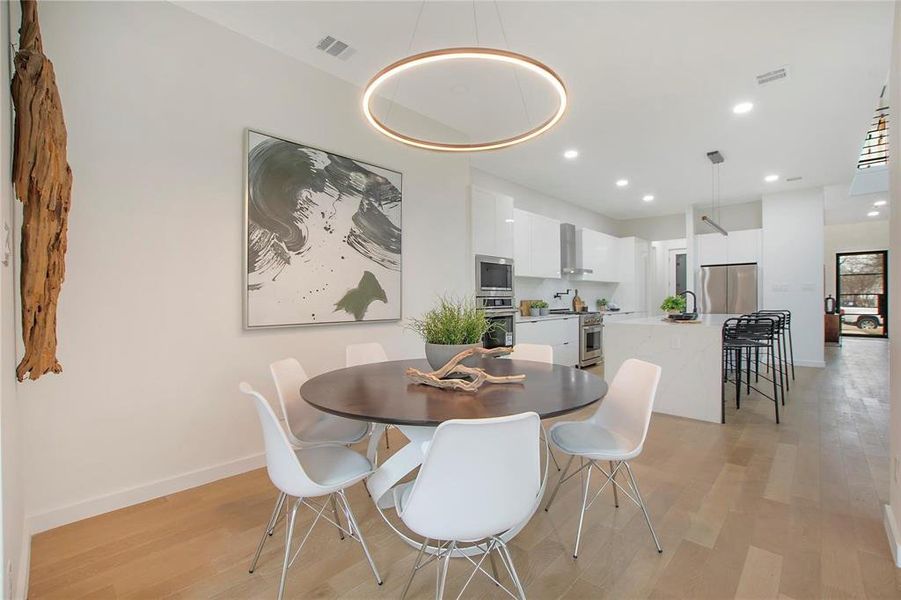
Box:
[406,347,526,392]
[11,0,72,381]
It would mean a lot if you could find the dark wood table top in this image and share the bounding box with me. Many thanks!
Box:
[300,358,608,427]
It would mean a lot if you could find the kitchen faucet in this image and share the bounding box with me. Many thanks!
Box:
[680,290,698,314]
[553,289,572,300]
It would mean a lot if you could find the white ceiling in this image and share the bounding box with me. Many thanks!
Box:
[178,1,894,220]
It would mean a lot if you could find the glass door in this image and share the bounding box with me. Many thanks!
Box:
[837,250,888,338]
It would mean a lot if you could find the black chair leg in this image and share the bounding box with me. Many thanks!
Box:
[735,348,742,410]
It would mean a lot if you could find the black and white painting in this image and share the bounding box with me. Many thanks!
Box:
[244,130,402,327]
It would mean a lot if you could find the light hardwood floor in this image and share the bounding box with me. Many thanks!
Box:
[28,339,899,598]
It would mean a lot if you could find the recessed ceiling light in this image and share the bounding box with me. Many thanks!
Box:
[764,174,779,183]
[504,218,515,223]
[563,149,579,159]
[868,211,880,217]
[733,101,754,114]
[642,194,654,202]
[874,200,887,207]
[616,179,629,187]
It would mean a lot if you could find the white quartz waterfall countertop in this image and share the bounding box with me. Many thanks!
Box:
[606,314,739,327]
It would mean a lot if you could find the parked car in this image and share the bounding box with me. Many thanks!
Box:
[840,307,883,330]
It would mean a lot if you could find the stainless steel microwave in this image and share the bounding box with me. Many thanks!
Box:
[475,255,514,297]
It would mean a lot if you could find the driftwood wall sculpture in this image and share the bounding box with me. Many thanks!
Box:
[11,0,72,381]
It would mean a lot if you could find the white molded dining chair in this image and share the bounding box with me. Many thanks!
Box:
[240,383,382,600]
[396,413,541,600]
[506,343,560,471]
[248,358,370,574]
[345,342,394,450]
[345,342,388,367]
[544,358,663,558]
[506,343,553,364]
[270,358,370,447]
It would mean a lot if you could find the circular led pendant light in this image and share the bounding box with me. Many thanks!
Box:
[362,47,567,152]
[362,2,567,152]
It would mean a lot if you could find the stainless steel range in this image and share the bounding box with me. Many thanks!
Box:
[579,312,604,367]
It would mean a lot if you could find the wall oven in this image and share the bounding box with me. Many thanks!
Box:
[478,296,516,349]
[580,313,603,367]
[475,255,514,297]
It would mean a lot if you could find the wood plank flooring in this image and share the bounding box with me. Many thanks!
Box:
[28,339,899,598]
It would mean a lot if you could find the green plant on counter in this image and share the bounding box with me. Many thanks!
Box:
[408,296,495,345]
[596,298,609,307]
[660,295,687,313]
[531,300,549,309]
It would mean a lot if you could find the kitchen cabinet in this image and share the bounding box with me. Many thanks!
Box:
[727,229,762,264]
[578,228,620,282]
[471,186,514,258]
[515,316,580,367]
[697,232,728,265]
[512,209,561,279]
[696,229,761,265]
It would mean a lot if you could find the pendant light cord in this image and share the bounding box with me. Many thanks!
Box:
[472,0,481,46]
[494,0,532,128]
[384,0,426,127]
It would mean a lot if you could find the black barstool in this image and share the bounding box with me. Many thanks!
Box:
[722,316,783,424]
[757,310,794,382]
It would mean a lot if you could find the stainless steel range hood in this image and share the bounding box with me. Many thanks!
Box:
[560,223,593,275]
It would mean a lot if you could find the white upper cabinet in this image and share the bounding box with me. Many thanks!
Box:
[697,232,729,265]
[726,229,762,264]
[616,237,637,283]
[513,208,531,275]
[696,229,761,265]
[512,209,561,279]
[529,213,562,278]
[578,228,621,282]
[471,186,514,258]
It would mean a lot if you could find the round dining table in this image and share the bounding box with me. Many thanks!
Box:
[300,357,608,555]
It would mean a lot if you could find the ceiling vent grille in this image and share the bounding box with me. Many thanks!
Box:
[316,35,356,60]
[756,66,790,86]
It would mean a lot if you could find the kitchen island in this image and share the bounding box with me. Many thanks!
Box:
[604,314,734,423]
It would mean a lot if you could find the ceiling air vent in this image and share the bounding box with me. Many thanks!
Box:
[756,66,790,86]
[785,176,803,182]
[316,35,356,60]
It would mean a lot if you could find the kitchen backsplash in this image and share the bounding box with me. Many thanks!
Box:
[515,277,619,311]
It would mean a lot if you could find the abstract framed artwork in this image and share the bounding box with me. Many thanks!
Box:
[244,130,402,328]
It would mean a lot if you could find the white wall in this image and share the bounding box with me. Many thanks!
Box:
[1,2,27,596]
[761,188,825,367]
[617,213,685,242]
[471,168,619,235]
[823,221,890,297]
[18,1,472,532]
[885,0,901,568]
[693,199,762,232]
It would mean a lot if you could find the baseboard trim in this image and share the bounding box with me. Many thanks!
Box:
[794,359,825,368]
[14,527,31,600]
[27,452,265,534]
[884,504,901,567]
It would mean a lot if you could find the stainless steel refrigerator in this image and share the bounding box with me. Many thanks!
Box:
[699,263,759,314]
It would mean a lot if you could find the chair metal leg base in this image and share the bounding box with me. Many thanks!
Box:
[249,490,286,574]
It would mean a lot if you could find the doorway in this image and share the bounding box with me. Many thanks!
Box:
[668,249,687,296]
[836,250,888,338]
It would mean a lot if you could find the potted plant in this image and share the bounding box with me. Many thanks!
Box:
[660,295,687,315]
[596,298,609,311]
[531,300,549,316]
[409,296,496,370]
